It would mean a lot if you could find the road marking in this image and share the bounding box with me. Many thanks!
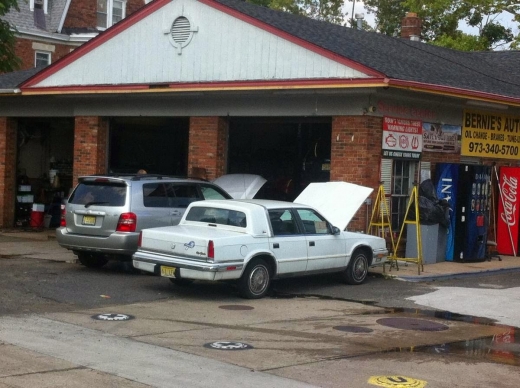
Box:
[0,315,316,388]
[368,375,427,388]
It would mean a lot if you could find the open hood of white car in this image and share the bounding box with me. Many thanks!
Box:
[294,182,373,231]
[213,174,267,199]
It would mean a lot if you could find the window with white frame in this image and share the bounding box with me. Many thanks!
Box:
[97,0,126,29]
[30,0,48,13]
[35,52,51,67]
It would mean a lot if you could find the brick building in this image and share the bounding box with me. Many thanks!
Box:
[1,0,520,245]
[2,0,148,71]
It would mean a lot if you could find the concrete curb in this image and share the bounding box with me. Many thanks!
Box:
[370,266,520,282]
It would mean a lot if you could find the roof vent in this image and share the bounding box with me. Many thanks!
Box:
[166,16,198,54]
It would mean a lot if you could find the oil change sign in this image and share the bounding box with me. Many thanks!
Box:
[382,117,423,160]
[462,109,520,160]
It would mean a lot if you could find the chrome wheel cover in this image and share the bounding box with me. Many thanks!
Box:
[249,265,269,295]
[352,255,368,282]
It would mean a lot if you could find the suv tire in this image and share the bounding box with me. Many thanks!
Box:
[77,252,109,268]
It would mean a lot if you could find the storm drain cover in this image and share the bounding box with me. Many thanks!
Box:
[377,318,448,331]
[204,341,254,350]
[91,313,135,321]
[333,325,374,333]
[219,305,254,310]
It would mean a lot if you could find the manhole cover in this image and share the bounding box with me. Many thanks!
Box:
[333,325,374,333]
[91,313,135,321]
[204,341,253,350]
[377,317,448,331]
[219,305,254,310]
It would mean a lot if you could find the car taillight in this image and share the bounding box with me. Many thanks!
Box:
[138,231,142,247]
[116,212,137,232]
[207,240,214,261]
[60,204,66,227]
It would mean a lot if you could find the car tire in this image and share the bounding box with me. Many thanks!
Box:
[342,250,368,285]
[77,252,109,268]
[169,278,194,286]
[238,258,271,299]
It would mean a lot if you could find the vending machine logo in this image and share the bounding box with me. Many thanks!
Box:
[501,174,518,227]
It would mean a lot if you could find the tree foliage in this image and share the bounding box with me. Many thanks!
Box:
[363,0,519,51]
[247,0,346,25]
[0,0,20,73]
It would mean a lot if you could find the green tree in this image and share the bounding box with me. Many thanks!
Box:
[364,0,519,51]
[247,0,346,25]
[0,0,21,72]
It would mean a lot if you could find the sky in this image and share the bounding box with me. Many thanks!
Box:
[343,0,519,41]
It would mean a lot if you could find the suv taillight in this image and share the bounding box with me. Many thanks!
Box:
[138,231,142,247]
[208,240,214,261]
[60,204,66,227]
[116,212,137,232]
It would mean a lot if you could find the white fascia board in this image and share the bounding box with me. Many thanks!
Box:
[0,89,21,94]
[58,0,72,33]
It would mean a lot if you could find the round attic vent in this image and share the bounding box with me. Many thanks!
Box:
[167,16,198,54]
[171,16,190,44]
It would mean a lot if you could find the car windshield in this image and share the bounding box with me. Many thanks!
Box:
[186,207,247,227]
[69,182,127,207]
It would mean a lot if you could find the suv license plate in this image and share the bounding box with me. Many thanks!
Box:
[82,215,96,225]
[160,266,176,278]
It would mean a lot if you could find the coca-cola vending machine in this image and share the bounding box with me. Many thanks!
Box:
[497,166,520,255]
[435,163,491,262]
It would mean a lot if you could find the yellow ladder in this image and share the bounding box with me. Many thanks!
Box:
[393,183,424,275]
[368,183,396,270]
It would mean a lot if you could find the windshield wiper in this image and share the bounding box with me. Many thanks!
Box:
[84,201,109,208]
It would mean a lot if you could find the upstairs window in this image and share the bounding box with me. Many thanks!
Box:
[30,0,48,14]
[97,0,126,29]
[35,52,51,68]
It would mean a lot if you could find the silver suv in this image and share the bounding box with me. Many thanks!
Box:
[56,174,232,268]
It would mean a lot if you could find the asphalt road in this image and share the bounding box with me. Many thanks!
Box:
[1,254,518,315]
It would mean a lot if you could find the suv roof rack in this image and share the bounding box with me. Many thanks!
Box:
[79,174,208,182]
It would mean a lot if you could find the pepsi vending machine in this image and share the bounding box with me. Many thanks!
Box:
[435,163,491,261]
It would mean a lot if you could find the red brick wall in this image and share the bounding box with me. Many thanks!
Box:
[14,38,78,71]
[0,118,18,228]
[331,116,383,231]
[188,117,228,181]
[73,117,108,185]
[64,0,146,29]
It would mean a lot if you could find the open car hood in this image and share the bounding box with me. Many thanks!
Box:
[294,182,373,231]
[213,174,267,199]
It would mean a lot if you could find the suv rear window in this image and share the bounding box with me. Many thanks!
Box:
[69,182,127,206]
[186,207,247,227]
[143,183,231,208]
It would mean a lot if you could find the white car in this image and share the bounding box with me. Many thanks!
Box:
[133,182,388,298]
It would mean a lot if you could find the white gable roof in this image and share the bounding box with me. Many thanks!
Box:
[29,0,371,88]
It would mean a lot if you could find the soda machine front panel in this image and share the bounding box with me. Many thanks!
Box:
[497,166,520,255]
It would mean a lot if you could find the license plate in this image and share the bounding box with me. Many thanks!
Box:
[160,266,176,278]
[82,215,96,225]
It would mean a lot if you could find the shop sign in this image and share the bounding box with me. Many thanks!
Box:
[422,122,461,153]
[381,116,422,160]
[462,109,520,160]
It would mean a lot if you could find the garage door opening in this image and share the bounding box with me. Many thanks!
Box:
[109,117,189,175]
[228,118,331,201]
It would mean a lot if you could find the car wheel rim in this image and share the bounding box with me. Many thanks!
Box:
[353,256,367,281]
[249,265,268,295]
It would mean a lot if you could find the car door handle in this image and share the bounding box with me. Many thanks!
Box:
[273,243,279,249]
[309,241,315,247]
[170,210,181,216]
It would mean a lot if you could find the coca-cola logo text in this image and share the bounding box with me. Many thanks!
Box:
[501,174,518,226]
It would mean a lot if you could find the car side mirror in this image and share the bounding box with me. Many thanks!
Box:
[332,226,341,235]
